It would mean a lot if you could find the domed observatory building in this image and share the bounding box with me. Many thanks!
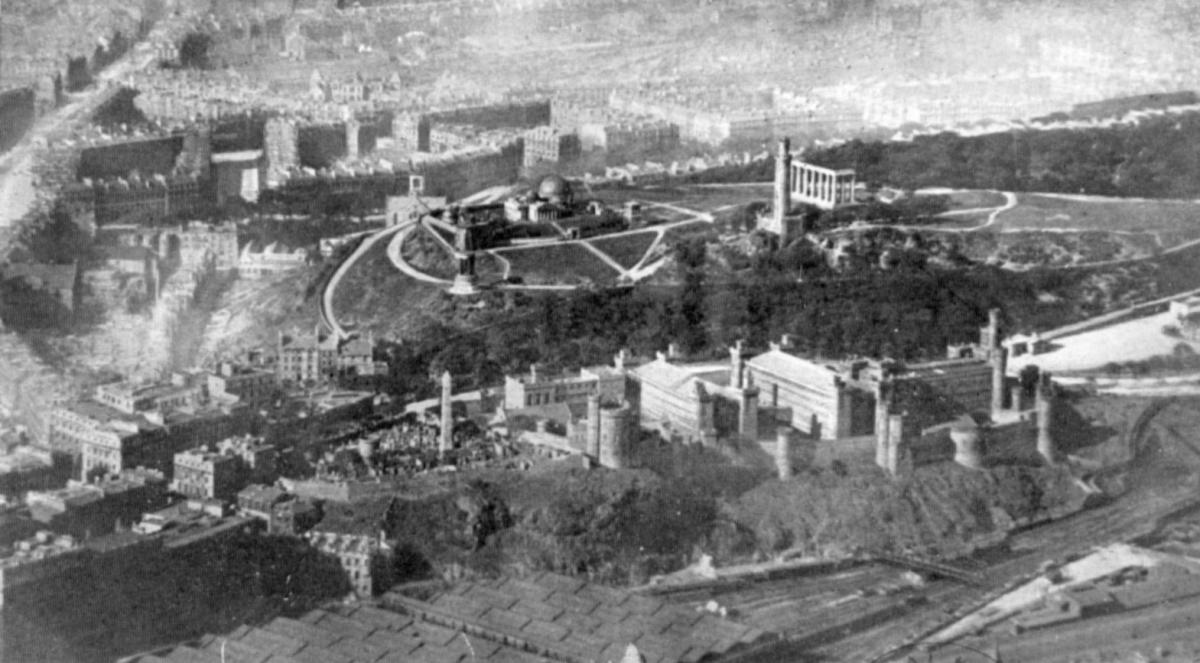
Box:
[504,174,579,223]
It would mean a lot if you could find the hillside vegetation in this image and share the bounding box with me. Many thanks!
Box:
[809,111,1200,199]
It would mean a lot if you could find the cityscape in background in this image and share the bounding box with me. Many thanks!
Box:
[3,1,1200,662]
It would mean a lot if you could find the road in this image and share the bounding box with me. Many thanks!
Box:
[0,21,163,235]
[0,6,184,441]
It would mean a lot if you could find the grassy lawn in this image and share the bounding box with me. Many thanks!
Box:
[331,237,446,339]
[400,225,457,280]
[660,220,718,245]
[588,230,658,270]
[675,184,774,209]
[923,189,1008,209]
[493,243,621,285]
[997,194,1200,235]
[589,184,770,211]
[474,251,507,282]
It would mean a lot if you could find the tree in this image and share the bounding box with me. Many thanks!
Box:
[179,32,213,69]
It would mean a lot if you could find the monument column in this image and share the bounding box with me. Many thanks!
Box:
[440,371,453,458]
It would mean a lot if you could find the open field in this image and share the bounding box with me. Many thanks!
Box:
[492,243,621,285]
[995,193,1200,235]
[941,189,1009,209]
[660,221,718,244]
[1008,310,1198,374]
[591,184,771,211]
[587,230,658,270]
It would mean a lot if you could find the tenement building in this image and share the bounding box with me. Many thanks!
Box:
[275,329,379,383]
[503,353,630,409]
[632,342,761,445]
[52,374,252,481]
[523,126,582,168]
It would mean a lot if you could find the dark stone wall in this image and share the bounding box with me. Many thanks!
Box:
[0,88,36,155]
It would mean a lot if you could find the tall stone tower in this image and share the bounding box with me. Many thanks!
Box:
[598,403,634,469]
[885,414,908,477]
[1035,372,1056,463]
[695,383,717,447]
[775,427,794,480]
[773,137,792,243]
[983,308,1007,418]
[345,118,360,160]
[586,393,602,460]
[439,371,453,457]
[874,380,892,468]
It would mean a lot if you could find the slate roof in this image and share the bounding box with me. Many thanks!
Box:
[133,605,552,663]
[133,573,780,663]
[382,572,778,663]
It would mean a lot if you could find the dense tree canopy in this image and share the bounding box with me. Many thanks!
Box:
[178,32,213,69]
[807,111,1200,199]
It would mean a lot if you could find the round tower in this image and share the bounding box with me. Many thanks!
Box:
[885,414,907,477]
[775,427,794,480]
[599,402,634,469]
[358,437,379,466]
[586,393,601,460]
[949,416,984,470]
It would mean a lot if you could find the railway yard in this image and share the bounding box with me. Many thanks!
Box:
[647,396,1200,662]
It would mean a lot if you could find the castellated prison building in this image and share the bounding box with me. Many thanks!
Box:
[499,314,1006,464]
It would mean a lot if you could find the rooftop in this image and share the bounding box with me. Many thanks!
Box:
[633,358,733,393]
[1,262,77,291]
[95,379,196,404]
[0,448,52,475]
[57,400,162,435]
[211,149,264,163]
[135,572,780,663]
[746,349,843,384]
